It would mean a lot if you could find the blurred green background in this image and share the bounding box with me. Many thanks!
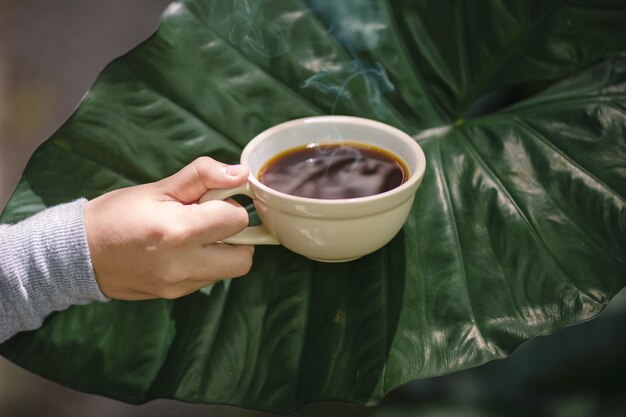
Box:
[1,1,625,416]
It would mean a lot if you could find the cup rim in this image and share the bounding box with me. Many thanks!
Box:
[241,115,426,205]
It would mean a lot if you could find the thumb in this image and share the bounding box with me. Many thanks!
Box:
[158,157,249,203]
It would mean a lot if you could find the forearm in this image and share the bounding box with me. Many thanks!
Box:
[0,199,108,342]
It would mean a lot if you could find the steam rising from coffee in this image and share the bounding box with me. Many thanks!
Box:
[230,0,397,186]
[229,0,394,115]
[300,61,394,117]
[302,0,394,118]
[230,0,305,57]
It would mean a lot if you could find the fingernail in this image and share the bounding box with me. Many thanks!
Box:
[227,164,243,176]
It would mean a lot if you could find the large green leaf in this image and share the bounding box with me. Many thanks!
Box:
[2,0,626,412]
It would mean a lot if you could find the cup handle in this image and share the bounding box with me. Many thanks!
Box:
[199,182,280,245]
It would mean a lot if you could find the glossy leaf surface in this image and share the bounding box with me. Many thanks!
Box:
[1,0,625,412]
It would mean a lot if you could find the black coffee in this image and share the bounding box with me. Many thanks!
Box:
[258,142,408,199]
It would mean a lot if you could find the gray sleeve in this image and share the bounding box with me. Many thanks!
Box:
[0,199,109,342]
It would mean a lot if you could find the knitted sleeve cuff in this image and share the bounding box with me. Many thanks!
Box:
[0,199,109,342]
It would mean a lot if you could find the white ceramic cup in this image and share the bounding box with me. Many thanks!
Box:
[200,115,426,262]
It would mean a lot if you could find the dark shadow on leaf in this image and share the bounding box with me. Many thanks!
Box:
[464,78,561,120]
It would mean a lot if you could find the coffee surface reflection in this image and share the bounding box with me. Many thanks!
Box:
[258,141,408,199]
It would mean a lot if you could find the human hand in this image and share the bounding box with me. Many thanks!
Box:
[84,157,254,300]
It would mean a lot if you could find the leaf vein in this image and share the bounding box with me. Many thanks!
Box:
[294,259,314,401]
[515,119,625,204]
[459,128,600,303]
[382,1,450,122]
[458,0,562,116]
[379,245,389,396]
[199,282,232,390]
[123,61,244,151]
[436,140,491,353]
[183,4,326,116]
[50,141,144,186]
